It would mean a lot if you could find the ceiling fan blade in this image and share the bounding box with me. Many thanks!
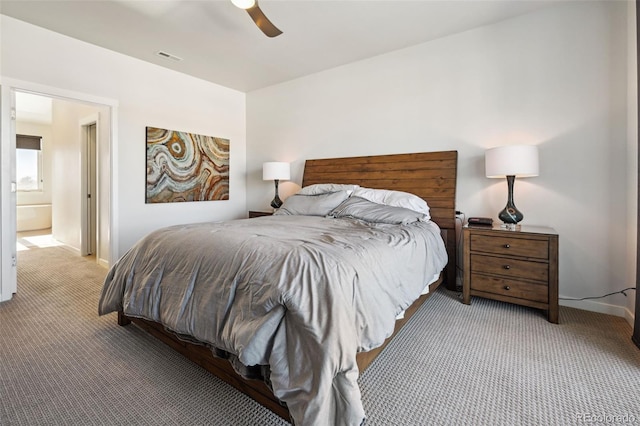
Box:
[246,2,283,38]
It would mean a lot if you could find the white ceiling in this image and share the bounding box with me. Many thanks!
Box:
[15,92,53,124]
[1,0,556,92]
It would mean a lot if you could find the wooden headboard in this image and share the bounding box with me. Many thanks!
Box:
[302,150,458,289]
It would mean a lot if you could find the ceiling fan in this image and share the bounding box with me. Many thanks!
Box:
[231,0,283,38]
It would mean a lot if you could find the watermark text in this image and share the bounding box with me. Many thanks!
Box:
[575,413,638,424]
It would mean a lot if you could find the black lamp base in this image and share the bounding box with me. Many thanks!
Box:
[499,175,523,224]
[270,179,282,209]
[270,196,282,209]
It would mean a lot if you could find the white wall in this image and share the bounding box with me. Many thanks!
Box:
[0,15,247,260]
[247,1,636,319]
[96,107,111,266]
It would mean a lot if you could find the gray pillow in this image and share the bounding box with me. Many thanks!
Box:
[329,196,426,225]
[273,191,351,217]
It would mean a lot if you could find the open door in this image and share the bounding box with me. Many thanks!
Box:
[0,85,17,302]
[81,118,98,257]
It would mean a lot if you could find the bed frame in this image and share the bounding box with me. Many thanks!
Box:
[118,150,458,421]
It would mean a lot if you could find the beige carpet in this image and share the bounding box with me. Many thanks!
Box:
[1,245,639,425]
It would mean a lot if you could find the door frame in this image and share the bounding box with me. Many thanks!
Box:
[0,77,119,302]
[0,85,17,302]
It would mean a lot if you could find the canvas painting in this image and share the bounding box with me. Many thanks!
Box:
[146,126,229,203]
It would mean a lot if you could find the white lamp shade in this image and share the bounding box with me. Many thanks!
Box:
[263,162,290,181]
[231,0,255,9]
[485,145,539,178]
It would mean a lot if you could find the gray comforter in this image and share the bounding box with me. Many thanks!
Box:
[99,215,447,425]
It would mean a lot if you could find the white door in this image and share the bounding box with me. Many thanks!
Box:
[80,115,99,258]
[0,85,17,302]
[85,123,97,256]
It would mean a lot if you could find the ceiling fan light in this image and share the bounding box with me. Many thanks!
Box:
[231,0,256,10]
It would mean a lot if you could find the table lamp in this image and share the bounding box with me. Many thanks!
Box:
[263,162,290,209]
[485,145,539,225]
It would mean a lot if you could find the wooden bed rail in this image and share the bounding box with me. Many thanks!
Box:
[116,276,442,422]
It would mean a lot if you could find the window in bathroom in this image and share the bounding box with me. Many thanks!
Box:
[16,134,43,192]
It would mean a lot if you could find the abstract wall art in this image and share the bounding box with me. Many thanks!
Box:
[146,126,229,203]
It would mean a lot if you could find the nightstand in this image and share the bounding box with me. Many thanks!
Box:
[462,225,559,323]
[248,211,273,218]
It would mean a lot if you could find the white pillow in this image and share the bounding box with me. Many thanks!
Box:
[297,183,359,196]
[352,187,430,218]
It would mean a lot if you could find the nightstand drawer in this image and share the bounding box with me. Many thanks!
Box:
[470,234,548,259]
[471,254,548,282]
[471,274,548,303]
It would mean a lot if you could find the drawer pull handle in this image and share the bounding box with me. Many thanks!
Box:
[503,265,511,270]
[504,244,510,249]
[504,285,511,290]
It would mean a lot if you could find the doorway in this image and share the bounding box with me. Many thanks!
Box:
[2,86,113,302]
[81,119,98,258]
[0,78,118,302]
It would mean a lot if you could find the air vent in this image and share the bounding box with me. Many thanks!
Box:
[156,51,183,62]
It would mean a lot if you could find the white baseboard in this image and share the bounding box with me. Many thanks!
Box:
[560,298,635,327]
[98,258,109,269]
[623,307,635,328]
[60,244,81,255]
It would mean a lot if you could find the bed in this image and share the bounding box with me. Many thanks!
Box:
[99,150,458,425]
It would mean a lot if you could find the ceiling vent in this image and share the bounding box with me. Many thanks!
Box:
[156,51,183,62]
